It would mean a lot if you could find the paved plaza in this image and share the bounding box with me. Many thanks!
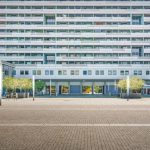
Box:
[0,98,150,150]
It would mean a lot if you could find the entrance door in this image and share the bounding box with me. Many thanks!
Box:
[148,89,150,95]
[59,86,61,95]
[70,85,80,94]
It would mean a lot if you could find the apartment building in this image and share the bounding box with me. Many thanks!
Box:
[0,0,150,95]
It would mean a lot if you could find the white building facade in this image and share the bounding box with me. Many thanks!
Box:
[0,0,150,95]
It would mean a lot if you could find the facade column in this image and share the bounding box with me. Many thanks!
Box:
[68,81,70,95]
[104,82,107,95]
[56,82,59,96]
[146,88,148,95]
[107,82,110,95]
[92,82,94,95]
[80,81,82,95]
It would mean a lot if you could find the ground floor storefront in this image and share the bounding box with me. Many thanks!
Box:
[36,79,150,96]
[143,85,150,95]
[42,80,119,96]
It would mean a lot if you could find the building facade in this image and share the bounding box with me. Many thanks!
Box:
[0,0,150,96]
[0,61,15,97]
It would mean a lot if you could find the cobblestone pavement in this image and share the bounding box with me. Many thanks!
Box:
[0,98,150,150]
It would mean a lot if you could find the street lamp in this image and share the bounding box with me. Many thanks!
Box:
[32,75,35,101]
[127,75,130,101]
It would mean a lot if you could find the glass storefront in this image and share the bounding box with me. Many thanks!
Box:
[94,86,103,94]
[82,86,92,94]
[61,85,69,94]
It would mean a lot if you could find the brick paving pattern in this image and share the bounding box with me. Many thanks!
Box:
[0,98,150,150]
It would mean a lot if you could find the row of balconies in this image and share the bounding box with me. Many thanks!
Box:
[0,1,149,6]
[1,33,150,38]
[0,56,43,61]
[2,17,150,22]
[55,56,150,61]
[0,17,132,22]
[1,55,150,62]
[0,41,150,45]
[1,25,150,30]
[1,48,150,53]
[1,9,150,14]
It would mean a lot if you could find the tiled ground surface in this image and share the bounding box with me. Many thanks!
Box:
[0,98,150,150]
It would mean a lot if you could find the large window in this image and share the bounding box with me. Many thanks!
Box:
[146,71,150,75]
[108,70,117,75]
[134,70,142,75]
[45,15,55,25]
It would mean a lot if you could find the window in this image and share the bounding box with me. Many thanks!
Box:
[75,70,79,75]
[108,70,112,75]
[132,15,143,25]
[134,70,142,75]
[12,70,16,76]
[25,70,29,75]
[139,71,142,75]
[120,71,124,75]
[20,70,24,75]
[120,70,129,75]
[63,70,67,75]
[134,70,138,75]
[71,70,74,75]
[45,70,53,75]
[83,70,87,75]
[95,70,104,75]
[83,70,92,75]
[70,70,79,75]
[108,70,117,75]
[58,70,67,75]
[58,70,62,75]
[32,70,36,75]
[45,70,49,75]
[50,70,54,75]
[95,70,99,75]
[4,70,9,76]
[37,70,41,75]
[146,71,150,75]
[125,71,129,75]
[100,70,104,75]
[45,15,55,25]
[88,70,92,75]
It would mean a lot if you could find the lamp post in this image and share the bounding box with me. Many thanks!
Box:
[0,62,2,106]
[32,75,35,101]
[127,75,130,101]
[50,79,51,96]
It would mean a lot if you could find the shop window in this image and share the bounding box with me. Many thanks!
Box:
[61,86,69,94]
[82,86,92,94]
[94,86,103,94]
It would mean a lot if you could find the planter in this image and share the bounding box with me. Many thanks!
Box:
[120,93,142,99]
